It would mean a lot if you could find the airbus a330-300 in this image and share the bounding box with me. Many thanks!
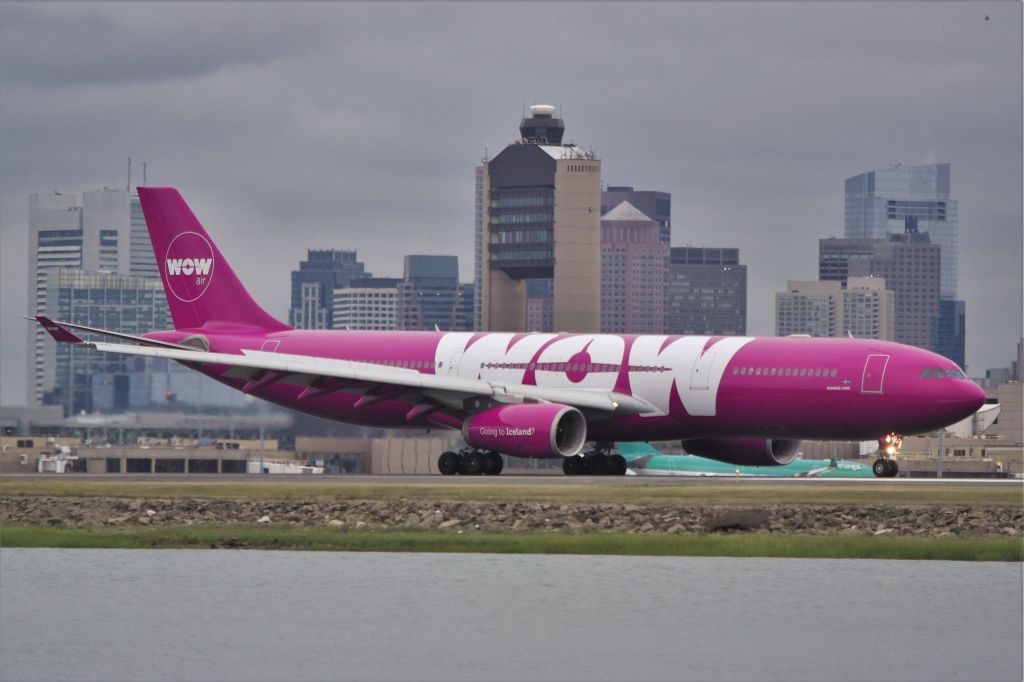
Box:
[36,188,985,477]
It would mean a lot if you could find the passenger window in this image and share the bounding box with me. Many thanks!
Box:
[830,369,837,377]
[755,368,762,376]
[814,369,822,377]
[770,368,777,376]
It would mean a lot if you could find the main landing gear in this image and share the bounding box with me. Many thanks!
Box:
[438,449,504,476]
[872,433,903,478]
[562,444,628,476]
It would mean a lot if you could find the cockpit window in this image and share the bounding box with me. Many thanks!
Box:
[920,367,966,379]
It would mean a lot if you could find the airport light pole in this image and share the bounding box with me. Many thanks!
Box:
[937,430,944,479]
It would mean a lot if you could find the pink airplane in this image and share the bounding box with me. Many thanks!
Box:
[36,188,985,477]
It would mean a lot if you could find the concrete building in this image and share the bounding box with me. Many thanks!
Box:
[600,201,668,334]
[819,237,878,286]
[473,164,485,331]
[847,231,940,352]
[26,189,160,405]
[776,280,843,338]
[289,250,368,330]
[481,105,601,333]
[667,247,747,336]
[332,277,400,331]
[601,186,671,244]
[842,276,895,340]
[845,163,958,300]
[775,277,895,340]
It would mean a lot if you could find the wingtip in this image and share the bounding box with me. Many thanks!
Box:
[34,316,84,344]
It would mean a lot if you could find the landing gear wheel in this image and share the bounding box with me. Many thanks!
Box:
[872,458,888,478]
[563,455,585,476]
[608,454,628,476]
[482,451,504,476]
[887,459,899,477]
[438,451,461,476]
[586,454,610,475]
[463,451,485,476]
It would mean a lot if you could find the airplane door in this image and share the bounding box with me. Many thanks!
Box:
[446,351,464,377]
[860,354,889,394]
[690,351,716,390]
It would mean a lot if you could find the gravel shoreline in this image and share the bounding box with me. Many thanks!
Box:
[2,496,1022,537]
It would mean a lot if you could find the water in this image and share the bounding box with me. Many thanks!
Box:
[1,549,1020,682]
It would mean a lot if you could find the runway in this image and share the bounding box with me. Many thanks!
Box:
[2,472,1020,487]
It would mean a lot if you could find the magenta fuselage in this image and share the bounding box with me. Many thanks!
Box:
[145,327,985,449]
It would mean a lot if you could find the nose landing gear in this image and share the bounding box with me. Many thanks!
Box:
[872,433,902,478]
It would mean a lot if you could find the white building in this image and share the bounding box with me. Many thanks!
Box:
[775,277,894,340]
[332,282,399,331]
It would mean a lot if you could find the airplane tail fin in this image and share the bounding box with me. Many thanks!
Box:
[138,187,289,332]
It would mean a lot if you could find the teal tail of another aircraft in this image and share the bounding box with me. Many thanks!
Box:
[617,442,874,477]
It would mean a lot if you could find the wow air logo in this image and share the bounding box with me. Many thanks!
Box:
[164,232,215,302]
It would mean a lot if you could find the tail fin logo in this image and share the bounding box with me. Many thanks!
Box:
[164,231,215,303]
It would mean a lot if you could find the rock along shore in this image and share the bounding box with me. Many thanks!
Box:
[2,496,1022,537]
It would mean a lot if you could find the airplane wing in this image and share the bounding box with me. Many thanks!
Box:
[34,318,653,418]
[34,316,200,351]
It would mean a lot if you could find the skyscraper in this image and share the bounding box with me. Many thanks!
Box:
[481,105,602,333]
[667,247,747,336]
[847,232,941,351]
[289,250,368,330]
[600,201,668,334]
[397,255,474,332]
[601,186,671,244]
[26,188,160,405]
[845,163,958,300]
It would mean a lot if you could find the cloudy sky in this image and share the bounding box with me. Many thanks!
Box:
[1,1,1020,405]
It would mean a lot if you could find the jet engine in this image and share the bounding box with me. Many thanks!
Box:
[463,403,587,458]
[681,437,800,466]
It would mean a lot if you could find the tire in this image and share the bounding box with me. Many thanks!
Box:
[608,454,628,476]
[887,459,899,477]
[463,451,485,476]
[587,454,609,475]
[438,451,460,476]
[872,459,888,477]
[563,456,584,475]
[482,451,504,475]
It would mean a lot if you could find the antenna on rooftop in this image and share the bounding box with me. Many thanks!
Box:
[142,162,147,187]
[127,157,132,192]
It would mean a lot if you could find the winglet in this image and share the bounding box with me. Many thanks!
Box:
[34,316,84,344]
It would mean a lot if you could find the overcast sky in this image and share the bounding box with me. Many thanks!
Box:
[1,1,1021,405]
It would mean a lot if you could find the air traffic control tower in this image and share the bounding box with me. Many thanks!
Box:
[481,105,601,332]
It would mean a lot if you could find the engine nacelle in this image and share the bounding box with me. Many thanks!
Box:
[463,403,587,458]
[681,437,800,466]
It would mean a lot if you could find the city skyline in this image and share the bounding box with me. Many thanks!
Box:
[1,2,1020,404]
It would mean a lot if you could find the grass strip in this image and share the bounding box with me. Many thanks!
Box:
[2,479,1021,507]
[1,525,1019,561]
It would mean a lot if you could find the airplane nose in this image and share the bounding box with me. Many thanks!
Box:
[963,380,987,413]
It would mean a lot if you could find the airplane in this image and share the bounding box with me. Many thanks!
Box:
[616,442,874,477]
[34,187,986,478]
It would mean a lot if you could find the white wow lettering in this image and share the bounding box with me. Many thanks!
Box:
[166,258,213,276]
